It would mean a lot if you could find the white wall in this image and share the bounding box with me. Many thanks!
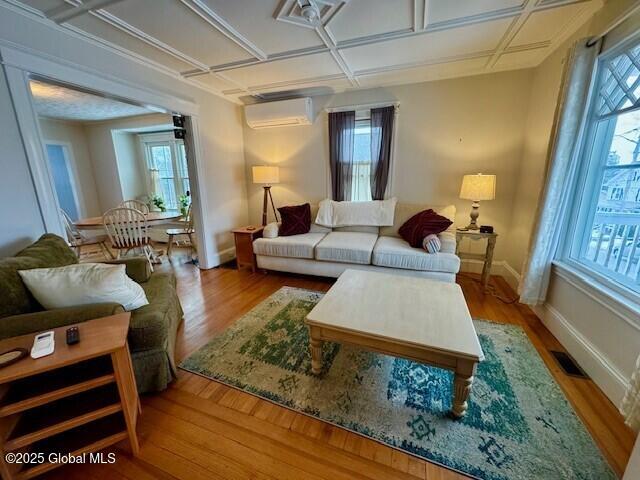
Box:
[0,66,45,257]
[0,3,248,266]
[112,131,146,203]
[243,71,532,269]
[38,117,102,217]
[84,113,171,211]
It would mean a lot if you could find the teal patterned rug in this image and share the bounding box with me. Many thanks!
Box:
[180,287,616,480]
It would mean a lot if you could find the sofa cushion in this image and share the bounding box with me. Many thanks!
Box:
[372,236,460,273]
[0,234,78,319]
[315,232,378,265]
[380,204,456,237]
[131,272,181,352]
[333,225,380,234]
[253,233,327,259]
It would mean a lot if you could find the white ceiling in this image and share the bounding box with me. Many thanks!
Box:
[13,0,603,104]
[30,79,155,121]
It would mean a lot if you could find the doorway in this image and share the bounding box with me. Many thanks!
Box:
[28,77,200,264]
[1,44,211,267]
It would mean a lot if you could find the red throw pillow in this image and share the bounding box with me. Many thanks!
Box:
[278,203,311,236]
[398,209,453,248]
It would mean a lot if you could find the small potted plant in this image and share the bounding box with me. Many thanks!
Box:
[151,194,166,212]
[179,193,190,217]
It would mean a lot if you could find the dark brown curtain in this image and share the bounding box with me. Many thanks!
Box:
[328,111,355,201]
[370,106,395,200]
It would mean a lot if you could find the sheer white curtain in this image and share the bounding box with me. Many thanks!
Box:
[519,38,602,305]
[622,354,640,432]
[351,163,372,201]
[148,169,161,199]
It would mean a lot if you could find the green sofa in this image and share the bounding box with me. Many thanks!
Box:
[0,234,183,393]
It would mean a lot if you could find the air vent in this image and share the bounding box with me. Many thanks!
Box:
[550,351,588,378]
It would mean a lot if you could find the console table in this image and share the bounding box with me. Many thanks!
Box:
[455,230,498,288]
[0,314,139,479]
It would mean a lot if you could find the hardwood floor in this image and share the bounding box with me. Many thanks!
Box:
[51,250,634,480]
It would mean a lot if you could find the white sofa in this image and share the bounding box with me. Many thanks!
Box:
[253,203,460,283]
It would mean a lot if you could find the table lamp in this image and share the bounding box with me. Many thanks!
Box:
[252,165,280,226]
[459,173,496,230]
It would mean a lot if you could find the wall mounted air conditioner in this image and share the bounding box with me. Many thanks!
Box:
[245,98,313,129]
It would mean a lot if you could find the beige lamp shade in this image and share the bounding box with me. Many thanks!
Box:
[252,165,280,185]
[459,174,496,201]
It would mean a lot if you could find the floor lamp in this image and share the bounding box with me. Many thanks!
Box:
[252,166,280,226]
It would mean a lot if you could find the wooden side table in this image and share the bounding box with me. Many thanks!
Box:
[0,313,139,480]
[455,230,498,288]
[232,226,264,272]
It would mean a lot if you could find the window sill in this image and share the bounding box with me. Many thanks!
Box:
[551,259,640,330]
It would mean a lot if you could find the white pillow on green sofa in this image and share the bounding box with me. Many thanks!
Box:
[18,263,148,311]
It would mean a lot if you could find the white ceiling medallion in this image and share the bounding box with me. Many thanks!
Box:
[275,0,348,29]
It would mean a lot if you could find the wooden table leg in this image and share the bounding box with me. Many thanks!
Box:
[111,345,140,455]
[452,360,477,418]
[308,327,323,375]
[481,236,497,288]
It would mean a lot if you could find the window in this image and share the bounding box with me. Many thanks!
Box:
[351,119,372,202]
[141,134,190,210]
[567,39,640,293]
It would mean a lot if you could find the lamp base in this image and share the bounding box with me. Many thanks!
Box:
[464,201,480,230]
[261,186,279,226]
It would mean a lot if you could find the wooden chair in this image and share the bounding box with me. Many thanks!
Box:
[60,209,113,260]
[119,199,150,214]
[103,207,154,271]
[166,204,195,260]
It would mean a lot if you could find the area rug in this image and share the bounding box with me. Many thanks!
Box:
[180,287,616,480]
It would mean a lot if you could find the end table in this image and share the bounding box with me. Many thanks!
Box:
[0,313,139,480]
[455,230,498,288]
[233,226,264,272]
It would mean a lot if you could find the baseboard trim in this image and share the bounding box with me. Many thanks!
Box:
[533,303,628,406]
[459,259,521,292]
[203,246,236,269]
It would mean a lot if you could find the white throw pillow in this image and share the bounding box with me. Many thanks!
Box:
[18,263,149,311]
[263,222,280,238]
[315,197,397,227]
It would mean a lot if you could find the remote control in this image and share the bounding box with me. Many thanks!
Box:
[31,331,55,359]
[66,327,80,345]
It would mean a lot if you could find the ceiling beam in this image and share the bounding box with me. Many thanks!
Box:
[1,0,245,103]
[46,0,126,23]
[24,0,600,101]
[91,9,210,71]
[178,0,268,61]
[69,3,255,97]
[313,26,358,87]
[92,9,256,95]
[485,0,599,69]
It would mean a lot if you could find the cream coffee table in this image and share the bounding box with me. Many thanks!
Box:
[305,269,484,418]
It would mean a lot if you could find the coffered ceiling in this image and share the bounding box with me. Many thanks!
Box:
[8,0,603,104]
